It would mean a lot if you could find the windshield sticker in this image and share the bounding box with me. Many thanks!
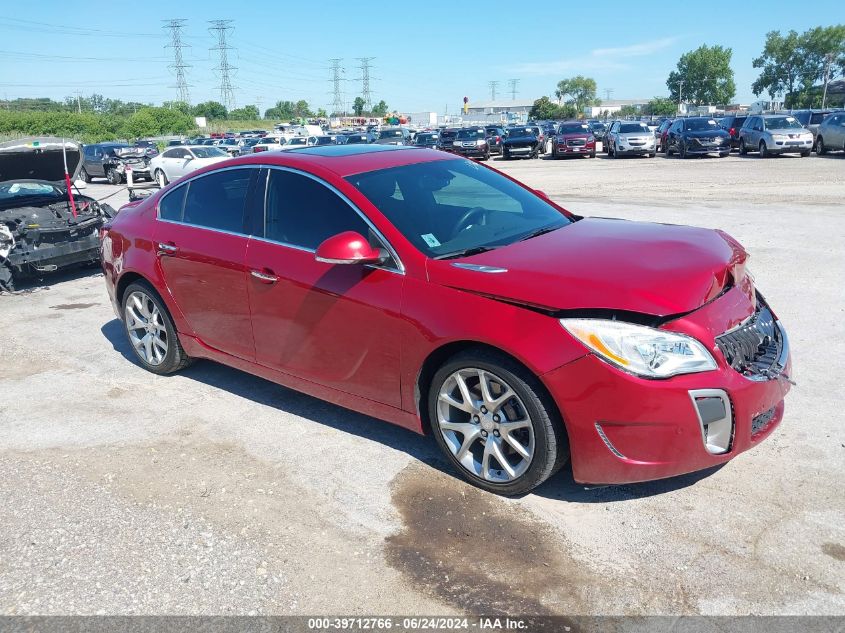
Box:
[421,233,441,248]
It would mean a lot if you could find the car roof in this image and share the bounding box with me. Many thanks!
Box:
[220,144,455,178]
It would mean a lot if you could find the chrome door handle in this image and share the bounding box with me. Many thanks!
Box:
[250,270,278,283]
[156,242,178,255]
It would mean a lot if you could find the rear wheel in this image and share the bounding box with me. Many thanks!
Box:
[121,281,192,375]
[429,349,568,496]
[679,142,688,159]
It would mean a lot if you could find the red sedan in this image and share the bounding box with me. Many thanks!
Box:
[101,145,792,495]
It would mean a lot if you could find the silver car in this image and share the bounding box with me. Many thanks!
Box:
[606,121,656,158]
[815,112,845,155]
[738,114,813,157]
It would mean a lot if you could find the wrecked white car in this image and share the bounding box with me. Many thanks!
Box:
[0,137,115,291]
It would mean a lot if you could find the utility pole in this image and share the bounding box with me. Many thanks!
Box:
[163,19,191,105]
[488,80,499,101]
[256,96,263,118]
[676,80,685,113]
[356,57,375,112]
[208,19,237,110]
[821,53,833,109]
[329,58,344,116]
[508,78,520,101]
[76,91,82,114]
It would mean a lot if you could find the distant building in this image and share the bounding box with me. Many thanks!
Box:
[583,99,649,117]
[465,99,534,122]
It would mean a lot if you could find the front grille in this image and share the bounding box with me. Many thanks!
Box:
[715,302,783,379]
[567,138,586,147]
[751,406,776,436]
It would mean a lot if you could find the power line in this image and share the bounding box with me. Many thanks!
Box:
[329,58,344,116]
[355,57,375,111]
[208,19,237,110]
[488,80,499,101]
[508,78,520,101]
[163,19,191,105]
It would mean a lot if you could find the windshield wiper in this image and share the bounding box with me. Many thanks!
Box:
[518,225,561,242]
[435,245,496,260]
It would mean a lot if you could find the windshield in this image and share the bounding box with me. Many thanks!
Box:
[456,129,485,140]
[379,129,404,139]
[346,158,570,258]
[619,123,649,134]
[507,127,534,137]
[0,181,61,201]
[590,123,606,132]
[765,116,804,130]
[191,147,228,158]
[558,123,590,134]
[685,119,720,132]
[288,137,306,145]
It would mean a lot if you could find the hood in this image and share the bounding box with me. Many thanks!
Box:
[0,137,82,184]
[427,218,747,317]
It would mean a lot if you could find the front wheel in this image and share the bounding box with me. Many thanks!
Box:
[503,150,511,160]
[121,282,192,375]
[429,349,568,496]
[679,142,687,159]
[817,136,827,155]
[759,141,769,158]
[648,152,656,158]
[155,169,168,187]
[106,168,122,185]
[739,139,748,155]
[800,149,810,157]
[79,167,91,183]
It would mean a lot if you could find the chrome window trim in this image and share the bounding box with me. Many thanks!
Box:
[263,164,405,275]
[154,163,404,276]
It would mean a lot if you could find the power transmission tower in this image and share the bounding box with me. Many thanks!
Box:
[356,57,375,111]
[604,88,614,101]
[329,58,344,116]
[208,19,237,110]
[508,78,520,101]
[488,80,499,101]
[163,19,191,104]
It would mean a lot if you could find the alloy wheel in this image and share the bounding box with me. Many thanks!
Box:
[436,368,535,483]
[156,170,167,187]
[124,290,169,366]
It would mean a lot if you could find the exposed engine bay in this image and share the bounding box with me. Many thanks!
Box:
[0,137,116,291]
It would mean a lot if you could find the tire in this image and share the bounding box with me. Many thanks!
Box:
[720,151,729,158]
[503,149,511,160]
[428,349,569,496]
[648,152,656,158]
[800,149,810,157]
[739,139,748,155]
[613,144,621,158]
[759,141,769,158]
[121,281,192,375]
[666,143,673,157]
[106,168,122,185]
[817,136,827,155]
[79,167,91,183]
[155,169,168,187]
[589,150,596,158]
[0,262,14,292]
[812,137,820,153]
[679,142,687,159]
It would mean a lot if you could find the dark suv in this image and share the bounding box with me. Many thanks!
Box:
[438,128,459,152]
[502,125,543,159]
[413,132,440,149]
[452,128,490,160]
[80,143,153,184]
[484,126,505,155]
[719,114,748,150]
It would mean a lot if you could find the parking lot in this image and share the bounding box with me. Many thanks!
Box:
[1,151,844,616]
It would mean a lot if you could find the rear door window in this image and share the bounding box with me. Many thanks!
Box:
[182,168,251,233]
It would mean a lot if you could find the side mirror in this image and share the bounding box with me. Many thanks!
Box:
[315,231,385,265]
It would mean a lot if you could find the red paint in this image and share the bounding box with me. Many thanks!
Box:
[102,148,791,485]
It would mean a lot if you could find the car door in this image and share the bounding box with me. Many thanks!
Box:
[830,114,845,147]
[244,167,404,407]
[746,117,760,146]
[153,166,258,361]
[169,148,197,180]
[88,146,105,177]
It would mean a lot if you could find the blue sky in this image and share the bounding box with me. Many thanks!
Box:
[1,0,843,113]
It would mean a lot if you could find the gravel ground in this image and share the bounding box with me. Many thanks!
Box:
[1,151,843,616]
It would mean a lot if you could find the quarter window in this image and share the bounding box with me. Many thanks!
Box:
[159,184,187,221]
[264,169,370,250]
[182,168,251,233]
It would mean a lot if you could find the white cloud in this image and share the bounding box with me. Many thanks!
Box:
[502,37,679,76]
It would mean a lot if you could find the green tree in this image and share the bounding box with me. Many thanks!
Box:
[617,104,641,118]
[293,100,313,118]
[667,45,736,105]
[163,101,192,115]
[316,108,328,118]
[352,97,366,116]
[529,97,577,120]
[192,101,228,120]
[645,97,677,116]
[752,30,807,101]
[801,25,845,106]
[228,105,260,120]
[371,100,389,116]
[554,76,599,112]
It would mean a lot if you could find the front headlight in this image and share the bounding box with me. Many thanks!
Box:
[559,319,717,378]
[773,134,787,140]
